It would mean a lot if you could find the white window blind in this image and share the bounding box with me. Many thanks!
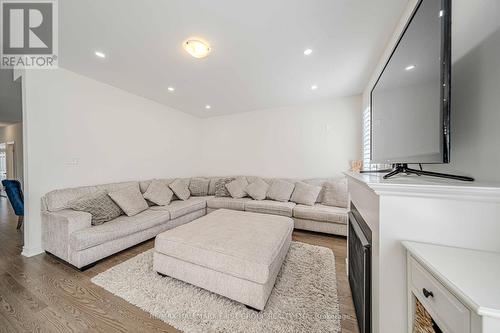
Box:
[362,107,371,169]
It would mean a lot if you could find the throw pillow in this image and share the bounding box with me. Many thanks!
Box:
[169,179,191,200]
[225,177,249,198]
[214,177,236,197]
[208,177,222,196]
[143,179,173,206]
[245,178,269,200]
[69,190,123,226]
[322,178,348,208]
[189,177,210,196]
[108,184,149,217]
[290,181,322,206]
[267,179,295,202]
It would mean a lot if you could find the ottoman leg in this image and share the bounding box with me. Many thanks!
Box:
[245,305,261,312]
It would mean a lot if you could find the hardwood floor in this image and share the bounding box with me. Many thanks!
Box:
[0,198,358,332]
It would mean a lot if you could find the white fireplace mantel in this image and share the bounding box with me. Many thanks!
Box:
[346,171,500,202]
[344,171,500,333]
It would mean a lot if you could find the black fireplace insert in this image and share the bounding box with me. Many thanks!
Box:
[348,203,372,333]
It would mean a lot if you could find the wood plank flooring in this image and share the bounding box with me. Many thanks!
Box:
[0,197,358,332]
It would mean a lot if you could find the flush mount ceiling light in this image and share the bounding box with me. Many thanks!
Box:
[94,51,106,58]
[405,65,416,71]
[304,48,313,55]
[167,86,175,92]
[183,38,211,58]
[310,85,318,90]
[205,105,211,109]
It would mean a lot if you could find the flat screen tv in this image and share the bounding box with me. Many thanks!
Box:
[370,0,472,181]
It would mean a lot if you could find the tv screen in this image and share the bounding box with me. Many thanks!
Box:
[371,0,450,164]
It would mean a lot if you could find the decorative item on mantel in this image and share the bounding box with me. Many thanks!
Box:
[351,160,363,172]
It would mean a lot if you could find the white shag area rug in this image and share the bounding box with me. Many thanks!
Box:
[91,241,341,333]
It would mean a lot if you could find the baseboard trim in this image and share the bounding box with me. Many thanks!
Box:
[21,246,44,257]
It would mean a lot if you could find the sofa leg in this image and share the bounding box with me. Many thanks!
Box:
[16,216,24,230]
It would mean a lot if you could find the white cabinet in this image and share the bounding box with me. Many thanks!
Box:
[404,241,500,333]
[345,171,500,333]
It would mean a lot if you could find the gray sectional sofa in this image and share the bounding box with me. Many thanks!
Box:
[41,176,348,269]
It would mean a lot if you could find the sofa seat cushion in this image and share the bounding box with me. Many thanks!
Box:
[150,197,206,219]
[293,204,348,224]
[206,197,252,211]
[70,209,170,251]
[245,200,296,217]
[154,209,294,284]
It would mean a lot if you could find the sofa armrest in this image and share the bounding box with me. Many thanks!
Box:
[42,209,92,262]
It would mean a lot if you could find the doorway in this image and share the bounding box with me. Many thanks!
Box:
[0,143,5,196]
[0,142,16,193]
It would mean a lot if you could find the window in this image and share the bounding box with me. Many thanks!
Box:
[362,107,371,170]
[362,107,391,171]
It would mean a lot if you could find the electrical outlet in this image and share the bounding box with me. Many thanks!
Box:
[66,158,79,166]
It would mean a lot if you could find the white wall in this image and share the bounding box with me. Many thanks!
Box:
[21,69,361,255]
[200,96,362,178]
[22,68,201,256]
[363,0,500,182]
[0,123,24,185]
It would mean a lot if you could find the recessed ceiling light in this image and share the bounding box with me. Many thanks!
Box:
[183,38,211,58]
[405,65,416,71]
[304,49,313,56]
[310,85,318,90]
[205,105,211,109]
[94,51,106,58]
[167,86,175,92]
[439,10,444,17]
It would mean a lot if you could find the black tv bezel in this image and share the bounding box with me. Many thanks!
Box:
[370,0,451,165]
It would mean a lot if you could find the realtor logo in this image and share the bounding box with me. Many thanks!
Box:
[1,0,58,68]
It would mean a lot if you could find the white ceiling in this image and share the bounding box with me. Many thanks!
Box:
[59,0,408,117]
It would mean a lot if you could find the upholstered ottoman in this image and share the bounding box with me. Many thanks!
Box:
[153,209,293,310]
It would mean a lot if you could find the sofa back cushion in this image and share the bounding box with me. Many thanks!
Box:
[43,181,137,212]
[189,178,210,196]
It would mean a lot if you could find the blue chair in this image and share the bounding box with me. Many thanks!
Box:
[2,179,24,229]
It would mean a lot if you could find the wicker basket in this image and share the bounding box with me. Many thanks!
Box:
[413,299,439,333]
